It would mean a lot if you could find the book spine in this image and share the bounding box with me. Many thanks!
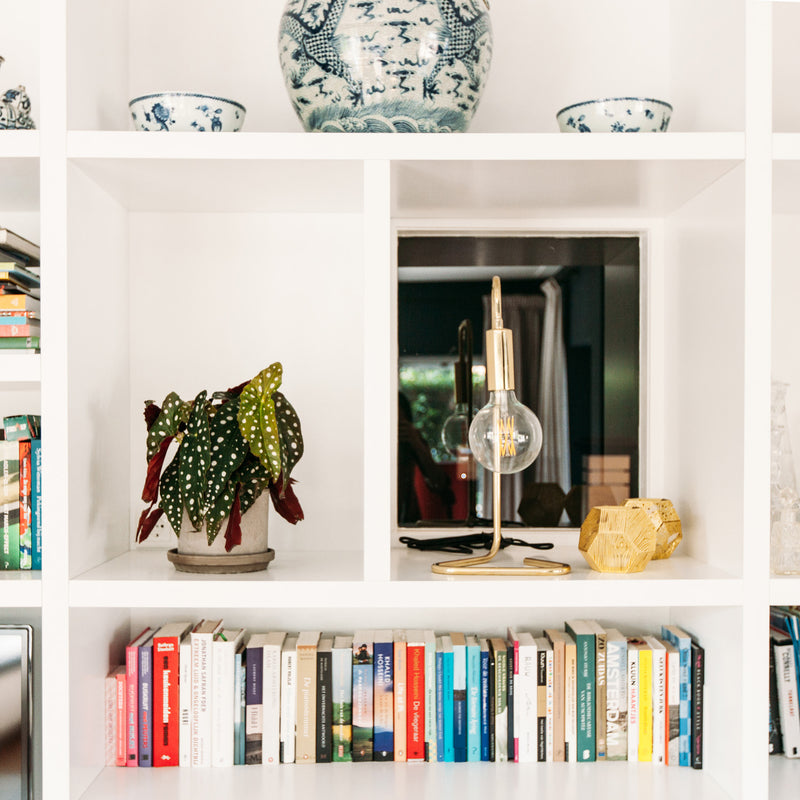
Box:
[245,645,264,764]
[638,647,652,762]
[536,648,547,763]
[574,634,595,762]
[30,440,41,570]
[280,647,297,763]
[606,640,628,760]
[138,643,153,767]
[18,440,31,569]
[545,646,554,762]
[424,636,437,762]
[332,645,352,762]
[0,336,40,349]
[316,647,332,763]
[115,671,127,767]
[234,650,245,765]
[125,644,140,765]
[488,644,496,762]
[666,649,680,765]
[263,644,283,764]
[443,647,454,762]
[480,647,490,761]
[406,643,425,762]
[352,650,373,761]
[595,630,607,760]
[152,637,180,766]
[373,641,394,761]
[1,441,20,569]
[452,641,466,763]
[663,628,692,766]
[435,647,444,762]
[295,643,317,763]
[179,640,191,766]
[691,643,704,769]
[466,643,481,762]
[191,633,213,767]
[565,644,577,763]
[506,642,514,762]
[769,638,784,755]
[652,647,666,765]
[627,646,639,761]
[393,639,407,763]
[0,323,39,336]
[549,637,565,761]
[105,674,118,766]
[494,646,508,762]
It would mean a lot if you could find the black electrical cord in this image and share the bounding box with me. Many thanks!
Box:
[399,532,554,555]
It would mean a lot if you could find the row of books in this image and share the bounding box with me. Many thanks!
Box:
[105,619,705,769]
[0,227,41,353]
[769,606,800,758]
[0,414,41,570]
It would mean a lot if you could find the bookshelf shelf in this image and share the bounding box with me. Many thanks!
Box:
[769,756,799,798]
[0,570,41,607]
[0,352,41,384]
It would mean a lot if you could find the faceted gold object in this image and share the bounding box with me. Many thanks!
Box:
[579,505,656,573]
[624,498,682,559]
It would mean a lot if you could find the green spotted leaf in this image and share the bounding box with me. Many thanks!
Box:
[158,455,183,535]
[272,391,304,488]
[180,390,211,529]
[231,454,271,516]
[205,482,236,543]
[238,363,283,481]
[204,396,249,512]
[146,392,184,461]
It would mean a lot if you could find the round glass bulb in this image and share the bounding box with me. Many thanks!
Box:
[441,402,471,457]
[468,390,543,474]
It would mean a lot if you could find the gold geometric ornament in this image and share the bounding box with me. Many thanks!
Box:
[624,498,682,560]
[579,505,657,573]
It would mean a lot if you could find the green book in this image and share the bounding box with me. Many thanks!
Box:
[0,336,39,350]
[0,440,20,569]
[565,620,596,762]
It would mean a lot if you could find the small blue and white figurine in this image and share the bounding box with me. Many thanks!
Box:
[279,0,493,132]
[0,57,36,130]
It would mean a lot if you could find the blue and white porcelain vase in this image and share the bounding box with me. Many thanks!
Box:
[278,0,492,133]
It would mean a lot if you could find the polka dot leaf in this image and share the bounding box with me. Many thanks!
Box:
[157,454,183,535]
[273,391,304,488]
[231,454,271,516]
[146,392,185,461]
[237,363,283,482]
[204,396,250,513]
[180,390,212,529]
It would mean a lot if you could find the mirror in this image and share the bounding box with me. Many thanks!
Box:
[397,234,640,528]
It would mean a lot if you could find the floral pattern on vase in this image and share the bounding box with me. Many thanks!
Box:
[278,0,492,132]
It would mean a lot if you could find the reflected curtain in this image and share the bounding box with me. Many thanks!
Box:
[481,277,570,522]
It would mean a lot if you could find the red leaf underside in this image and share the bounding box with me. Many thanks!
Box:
[137,506,164,543]
[141,435,174,503]
[224,487,243,553]
[269,475,304,525]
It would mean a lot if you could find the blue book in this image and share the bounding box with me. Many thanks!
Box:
[138,633,155,766]
[436,640,445,761]
[479,639,490,761]
[234,648,246,765]
[373,630,394,761]
[450,632,467,762]
[442,636,455,762]
[0,315,35,325]
[30,439,41,570]
[661,625,692,767]
[466,635,481,762]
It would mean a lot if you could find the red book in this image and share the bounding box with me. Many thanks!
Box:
[125,627,154,766]
[115,668,127,767]
[406,630,426,761]
[152,622,193,766]
[0,323,39,336]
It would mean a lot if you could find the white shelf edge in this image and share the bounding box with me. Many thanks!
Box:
[769,575,800,605]
[0,573,42,607]
[772,132,800,159]
[0,352,41,383]
[0,129,40,159]
[66,130,746,162]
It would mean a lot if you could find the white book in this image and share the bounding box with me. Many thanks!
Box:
[627,639,642,762]
[535,636,554,763]
[190,619,224,767]
[773,631,800,757]
[423,629,437,762]
[104,669,119,766]
[280,635,299,763]
[295,631,321,763]
[263,632,287,765]
[663,639,680,765]
[507,629,537,763]
[563,632,577,763]
[644,636,667,765]
[605,629,628,761]
[211,628,246,767]
[179,637,192,766]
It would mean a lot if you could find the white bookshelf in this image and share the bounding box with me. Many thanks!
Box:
[0,0,791,798]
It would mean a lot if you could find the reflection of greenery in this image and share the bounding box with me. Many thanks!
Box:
[399,363,485,462]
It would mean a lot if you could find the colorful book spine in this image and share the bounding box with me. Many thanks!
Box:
[115,667,127,767]
[450,632,467,762]
[106,667,123,766]
[605,629,628,761]
[30,439,41,570]
[0,293,39,310]
[393,630,407,763]
[125,628,152,766]
[490,637,508,762]
[442,636,455,762]
[424,629,437,762]
[406,631,425,762]
[644,636,666,765]
[280,635,298,763]
[316,637,333,763]
[466,635,481,762]
[234,647,246,765]
[544,629,567,762]
[0,323,39,336]
[435,638,445,761]
[295,631,321,763]
[263,632,286,765]
[661,624,692,766]
[179,637,191,766]
[769,634,784,756]
[664,640,680,765]
[152,623,192,766]
[373,630,394,761]
[0,336,40,349]
[18,440,31,569]
[691,640,704,769]
[637,640,653,762]
[332,635,353,762]
[565,621,596,762]
[0,440,20,570]
[589,621,607,760]
[138,636,154,766]
[544,639,554,762]
[506,640,514,762]
[480,638,490,761]
[244,637,264,764]
[352,631,374,762]
[536,641,547,762]
[627,638,641,761]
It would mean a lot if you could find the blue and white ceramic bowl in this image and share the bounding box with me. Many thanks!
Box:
[556,97,672,133]
[129,92,246,132]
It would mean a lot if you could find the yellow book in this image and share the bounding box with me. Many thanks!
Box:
[638,643,653,762]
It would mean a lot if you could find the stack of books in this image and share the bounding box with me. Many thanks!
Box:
[769,606,800,758]
[105,619,705,769]
[0,227,40,353]
[0,414,42,570]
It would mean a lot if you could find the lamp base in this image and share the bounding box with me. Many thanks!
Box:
[431,556,570,576]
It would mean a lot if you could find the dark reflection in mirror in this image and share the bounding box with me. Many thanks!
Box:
[398,235,640,528]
